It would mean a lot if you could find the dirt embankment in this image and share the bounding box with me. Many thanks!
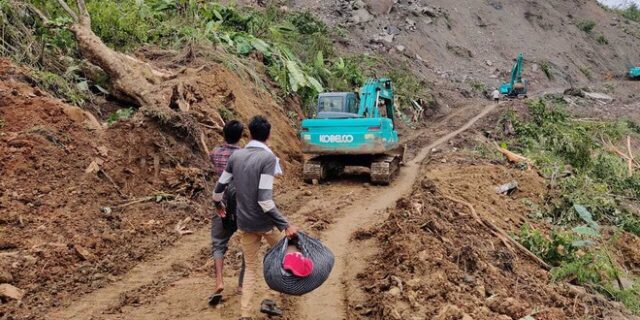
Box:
[0,59,302,318]
[350,154,639,320]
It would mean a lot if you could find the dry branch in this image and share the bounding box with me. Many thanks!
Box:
[441,193,552,270]
[54,0,78,22]
[494,143,533,166]
[602,137,640,171]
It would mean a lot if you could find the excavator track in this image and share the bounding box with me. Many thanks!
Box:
[370,155,401,185]
[303,158,326,183]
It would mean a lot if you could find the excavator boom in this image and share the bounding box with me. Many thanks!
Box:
[500,53,527,97]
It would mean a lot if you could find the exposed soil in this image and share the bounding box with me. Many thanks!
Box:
[0,59,302,319]
[4,1,640,319]
[349,154,640,320]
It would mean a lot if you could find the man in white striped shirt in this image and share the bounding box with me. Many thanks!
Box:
[213,115,298,319]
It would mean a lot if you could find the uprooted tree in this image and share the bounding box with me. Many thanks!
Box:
[25,0,209,152]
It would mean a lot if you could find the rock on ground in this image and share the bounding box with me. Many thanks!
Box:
[365,0,393,15]
[0,284,25,301]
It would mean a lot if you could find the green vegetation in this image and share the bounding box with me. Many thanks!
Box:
[31,70,88,106]
[597,34,609,45]
[106,108,134,125]
[540,60,553,80]
[217,106,235,122]
[500,98,640,311]
[620,4,640,22]
[577,19,597,33]
[1,1,429,119]
[580,66,593,80]
[470,80,486,93]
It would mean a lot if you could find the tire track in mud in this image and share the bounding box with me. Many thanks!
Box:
[297,103,498,320]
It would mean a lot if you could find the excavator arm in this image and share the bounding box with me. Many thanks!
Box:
[358,78,394,120]
[500,53,527,97]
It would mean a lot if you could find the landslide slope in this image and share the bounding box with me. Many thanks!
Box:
[282,0,640,94]
[0,59,301,318]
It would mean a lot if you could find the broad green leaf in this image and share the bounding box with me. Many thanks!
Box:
[94,85,109,95]
[220,33,233,46]
[572,225,600,237]
[571,240,594,248]
[315,51,324,68]
[574,204,599,229]
[286,61,307,92]
[76,81,89,92]
[205,21,217,35]
[212,9,223,21]
[306,76,324,93]
[250,38,271,56]
[235,37,253,55]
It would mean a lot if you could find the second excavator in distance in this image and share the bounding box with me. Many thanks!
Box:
[500,53,528,98]
[299,78,404,185]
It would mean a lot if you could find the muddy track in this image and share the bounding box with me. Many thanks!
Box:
[296,103,498,320]
[45,103,498,320]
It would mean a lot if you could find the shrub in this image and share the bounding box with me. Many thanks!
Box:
[540,60,553,80]
[107,108,134,125]
[622,4,640,22]
[580,66,592,80]
[470,80,486,93]
[577,20,596,33]
[596,34,609,45]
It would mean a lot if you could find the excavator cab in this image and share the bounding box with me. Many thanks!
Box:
[316,93,360,119]
[629,67,640,80]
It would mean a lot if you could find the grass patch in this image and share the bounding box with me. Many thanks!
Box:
[580,66,593,80]
[620,4,640,22]
[540,60,553,80]
[470,80,486,93]
[577,19,596,33]
[106,108,134,125]
[596,34,609,45]
[31,70,88,106]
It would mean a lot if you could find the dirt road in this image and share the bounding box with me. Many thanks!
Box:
[46,103,498,320]
[297,103,498,320]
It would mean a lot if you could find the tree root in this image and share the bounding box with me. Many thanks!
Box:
[39,0,208,153]
[440,192,552,270]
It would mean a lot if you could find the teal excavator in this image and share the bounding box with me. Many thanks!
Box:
[299,78,404,184]
[500,53,527,98]
[629,66,640,80]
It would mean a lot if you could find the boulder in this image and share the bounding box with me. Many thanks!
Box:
[62,105,102,130]
[0,269,13,284]
[350,8,374,24]
[0,284,24,301]
[365,0,393,16]
[584,92,614,104]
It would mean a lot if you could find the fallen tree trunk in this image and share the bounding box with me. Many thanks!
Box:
[31,0,207,152]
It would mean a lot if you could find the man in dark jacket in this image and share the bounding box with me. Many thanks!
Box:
[213,116,298,319]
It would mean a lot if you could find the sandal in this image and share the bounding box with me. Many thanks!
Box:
[260,299,283,316]
[208,288,224,306]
